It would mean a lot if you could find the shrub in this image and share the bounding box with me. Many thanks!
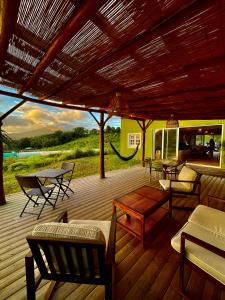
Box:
[9,162,29,172]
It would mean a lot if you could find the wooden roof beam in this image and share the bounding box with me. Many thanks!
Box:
[0,89,145,120]
[18,0,106,95]
[128,83,225,104]
[91,12,121,43]
[0,0,20,72]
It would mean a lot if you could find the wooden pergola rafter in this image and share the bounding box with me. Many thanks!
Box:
[18,0,107,95]
[35,0,203,102]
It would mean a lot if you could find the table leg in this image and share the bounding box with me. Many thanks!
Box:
[141,217,145,247]
[162,166,167,180]
[168,195,172,217]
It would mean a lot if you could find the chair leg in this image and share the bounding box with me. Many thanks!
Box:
[20,199,32,217]
[25,255,36,300]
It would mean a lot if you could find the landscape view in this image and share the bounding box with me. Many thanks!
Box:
[3,124,139,194]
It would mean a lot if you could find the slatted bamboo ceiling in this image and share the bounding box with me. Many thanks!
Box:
[1,0,225,120]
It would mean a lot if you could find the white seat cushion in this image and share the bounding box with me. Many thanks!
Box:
[189,205,225,238]
[159,179,193,192]
[159,166,198,193]
[171,221,225,285]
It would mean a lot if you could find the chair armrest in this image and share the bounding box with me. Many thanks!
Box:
[208,195,225,203]
[181,232,225,259]
[105,211,117,265]
[170,179,200,184]
[53,210,68,223]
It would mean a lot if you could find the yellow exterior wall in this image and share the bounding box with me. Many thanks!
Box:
[121,119,225,168]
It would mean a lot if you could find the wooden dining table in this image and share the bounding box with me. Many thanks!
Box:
[30,168,71,200]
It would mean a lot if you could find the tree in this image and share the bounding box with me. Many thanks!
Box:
[0,125,12,205]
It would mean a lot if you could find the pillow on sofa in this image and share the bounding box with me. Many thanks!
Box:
[32,222,105,242]
[189,205,225,238]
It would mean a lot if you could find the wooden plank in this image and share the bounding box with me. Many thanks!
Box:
[0,167,224,300]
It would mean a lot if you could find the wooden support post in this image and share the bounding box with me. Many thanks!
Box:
[137,120,153,167]
[141,121,146,167]
[89,112,111,179]
[0,100,27,205]
[0,122,6,205]
[99,112,105,179]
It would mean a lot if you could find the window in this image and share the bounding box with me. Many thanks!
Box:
[128,133,141,148]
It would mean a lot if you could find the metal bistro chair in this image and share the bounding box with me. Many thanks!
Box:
[164,161,186,179]
[25,211,116,300]
[16,175,57,219]
[144,157,163,180]
[49,162,75,199]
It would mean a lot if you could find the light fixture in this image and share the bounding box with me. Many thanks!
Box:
[166,114,179,128]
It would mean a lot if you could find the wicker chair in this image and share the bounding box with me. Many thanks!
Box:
[25,211,116,300]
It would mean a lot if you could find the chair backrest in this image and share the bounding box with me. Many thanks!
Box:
[16,175,41,190]
[26,236,107,284]
[61,162,75,173]
[192,172,202,192]
[26,211,116,285]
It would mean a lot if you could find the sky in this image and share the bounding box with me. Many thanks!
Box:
[0,86,120,138]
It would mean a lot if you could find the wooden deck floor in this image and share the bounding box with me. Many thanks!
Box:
[0,166,225,300]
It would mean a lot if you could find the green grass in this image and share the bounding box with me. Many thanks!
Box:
[43,132,120,153]
[3,133,140,195]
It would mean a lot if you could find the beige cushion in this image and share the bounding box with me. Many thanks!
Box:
[178,166,197,191]
[69,219,111,247]
[160,166,197,193]
[32,220,111,277]
[189,205,225,238]
[159,179,194,192]
[32,222,105,243]
[171,221,225,285]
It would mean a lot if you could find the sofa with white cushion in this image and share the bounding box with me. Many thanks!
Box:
[171,205,225,296]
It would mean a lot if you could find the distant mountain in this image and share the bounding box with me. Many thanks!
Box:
[9,128,56,140]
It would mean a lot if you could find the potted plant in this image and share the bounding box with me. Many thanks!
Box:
[155,146,161,160]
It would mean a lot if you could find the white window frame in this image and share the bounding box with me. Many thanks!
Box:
[127,133,141,148]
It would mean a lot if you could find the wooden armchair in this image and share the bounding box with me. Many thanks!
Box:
[159,165,202,209]
[25,211,116,300]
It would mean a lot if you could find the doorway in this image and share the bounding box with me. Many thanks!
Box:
[153,125,222,167]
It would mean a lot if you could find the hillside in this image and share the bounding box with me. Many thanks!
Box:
[42,132,120,153]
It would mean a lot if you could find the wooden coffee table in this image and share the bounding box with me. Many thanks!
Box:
[113,186,171,246]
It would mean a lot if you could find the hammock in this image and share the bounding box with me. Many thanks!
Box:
[110,142,139,161]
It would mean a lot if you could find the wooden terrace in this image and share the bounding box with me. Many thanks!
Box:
[0,166,225,300]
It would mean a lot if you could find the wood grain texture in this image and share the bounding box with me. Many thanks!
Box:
[0,166,225,299]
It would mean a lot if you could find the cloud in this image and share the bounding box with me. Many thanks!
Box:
[2,102,87,135]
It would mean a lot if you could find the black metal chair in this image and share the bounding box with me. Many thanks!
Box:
[164,161,186,179]
[16,175,57,219]
[48,162,75,199]
[144,157,163,180]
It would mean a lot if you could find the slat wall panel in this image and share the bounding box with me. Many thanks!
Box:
[0,166,224,300]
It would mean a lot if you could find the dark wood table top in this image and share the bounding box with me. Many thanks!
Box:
[113,186,170,216]
[30,168,70,178]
